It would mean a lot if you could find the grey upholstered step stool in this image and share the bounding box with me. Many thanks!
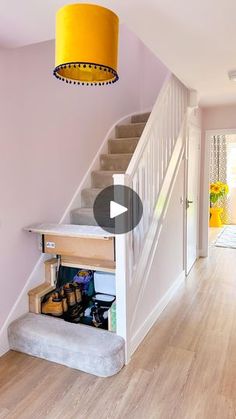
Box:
[8,313,125,377]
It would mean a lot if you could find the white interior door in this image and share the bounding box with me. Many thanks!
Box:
[185,124,201,275]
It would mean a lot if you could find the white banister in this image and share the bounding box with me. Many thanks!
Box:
[114,74,189,362]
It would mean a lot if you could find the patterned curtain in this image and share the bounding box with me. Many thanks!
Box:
[210,135,229,224]
[225,140,236,224]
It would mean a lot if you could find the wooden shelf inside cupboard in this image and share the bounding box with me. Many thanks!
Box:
[61,256,116,273]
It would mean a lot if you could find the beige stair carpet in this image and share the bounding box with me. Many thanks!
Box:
[71,113,150,226]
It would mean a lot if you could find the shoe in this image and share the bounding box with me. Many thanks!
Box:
[63,284,76,307]
[59,288,65,298]
[91,303,103,327]
[42,296,63,317]
[64,303,84,324]
[72,283,82,304]
[56,288,68,313]
[51,291,60,300]
[61,296,68,313]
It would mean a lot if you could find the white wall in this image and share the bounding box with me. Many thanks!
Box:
[0,25,169,344]
[132,160,185,335]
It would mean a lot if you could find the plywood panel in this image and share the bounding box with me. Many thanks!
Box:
[43,235,115,261]
[28,283,55,314]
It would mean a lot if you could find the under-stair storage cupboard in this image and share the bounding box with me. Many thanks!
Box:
[26,223,117,329]
[8,223,125,377]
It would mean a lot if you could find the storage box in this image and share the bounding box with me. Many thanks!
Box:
[92,294,115,309]
[94,271,116,296]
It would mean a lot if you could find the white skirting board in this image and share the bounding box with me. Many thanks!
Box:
[0,329,8,357]
[128,271,186,361]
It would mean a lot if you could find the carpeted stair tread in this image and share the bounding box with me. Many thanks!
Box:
[81,188,103,207]
[100,153,132,171]
[131,112,150,123]
[8,313,125,377]
[91,170,124,188]
[71,207,113,226]
[71,207,97,225]
[116,122,145,138]
[108,138,139,154]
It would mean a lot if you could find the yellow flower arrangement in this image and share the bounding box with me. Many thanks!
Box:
[210,181,229,204]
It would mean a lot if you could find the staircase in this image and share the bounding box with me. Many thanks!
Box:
[71,112,150,226]
[7,74,190,376]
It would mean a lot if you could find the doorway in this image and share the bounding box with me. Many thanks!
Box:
[203,129,236,252]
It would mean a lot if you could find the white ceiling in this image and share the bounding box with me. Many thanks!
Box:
[1,0,236,106]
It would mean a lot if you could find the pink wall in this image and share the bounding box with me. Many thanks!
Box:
[202,105,236,131]
[0,25,169,330]
[139,42,170,110]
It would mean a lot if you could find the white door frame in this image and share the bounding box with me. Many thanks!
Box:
[184,123,201,274]
[202,128,236,257]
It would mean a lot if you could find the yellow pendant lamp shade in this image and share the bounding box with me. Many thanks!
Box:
[54,4,119,86]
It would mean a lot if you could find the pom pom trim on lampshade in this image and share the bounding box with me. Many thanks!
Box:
[53,62,119,86]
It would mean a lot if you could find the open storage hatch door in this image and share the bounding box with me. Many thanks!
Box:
[25,223,116,269]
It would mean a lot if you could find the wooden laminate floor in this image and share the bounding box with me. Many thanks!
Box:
[1,243,236,419]
[208,226,224,244]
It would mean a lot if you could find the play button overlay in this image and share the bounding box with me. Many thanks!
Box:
[93,185,143,234]
[110,201,128,219]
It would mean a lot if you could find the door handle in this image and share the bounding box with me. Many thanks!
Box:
[186,199,193,209]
